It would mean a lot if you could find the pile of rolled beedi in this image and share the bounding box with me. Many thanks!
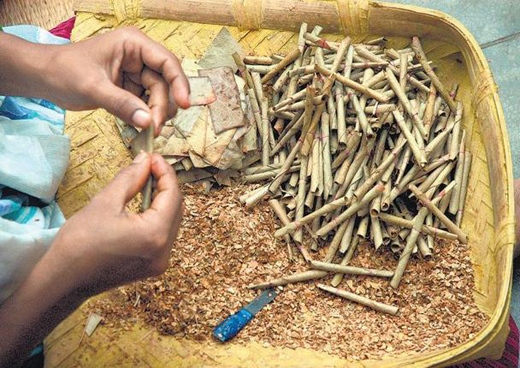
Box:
[232,23,471,314]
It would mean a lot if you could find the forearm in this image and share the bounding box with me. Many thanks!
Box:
[0,247,86,367]
[0,32,57,99]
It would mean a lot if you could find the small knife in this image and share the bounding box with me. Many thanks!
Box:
[213,288,280,342]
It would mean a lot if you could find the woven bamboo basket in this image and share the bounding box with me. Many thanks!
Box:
[46,0,515,366]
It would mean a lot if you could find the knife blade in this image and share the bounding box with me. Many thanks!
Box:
[213,288,280,342]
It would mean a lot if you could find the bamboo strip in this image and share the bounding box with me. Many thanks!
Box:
[456,151,472,226]
[449,131,466,214]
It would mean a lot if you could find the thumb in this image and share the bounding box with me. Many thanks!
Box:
[94,82,153,129]
[98,152,152,208]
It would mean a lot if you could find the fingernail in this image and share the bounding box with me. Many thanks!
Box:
[133,150,148,163]
[132,109,151,127]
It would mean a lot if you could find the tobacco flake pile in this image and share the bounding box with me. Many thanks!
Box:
[88,184,487,359]
[90,23,490,360]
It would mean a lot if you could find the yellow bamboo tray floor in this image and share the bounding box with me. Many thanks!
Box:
[46,0,514,366]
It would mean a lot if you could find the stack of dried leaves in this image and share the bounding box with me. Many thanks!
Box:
[87,184,488,360]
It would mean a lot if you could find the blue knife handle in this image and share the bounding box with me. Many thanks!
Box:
[213,308,254,342]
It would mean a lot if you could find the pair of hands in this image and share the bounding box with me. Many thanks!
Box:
[0,27,190,365]
[46,27,190,292]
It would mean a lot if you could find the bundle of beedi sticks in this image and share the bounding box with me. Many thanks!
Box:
[234,23,471,313]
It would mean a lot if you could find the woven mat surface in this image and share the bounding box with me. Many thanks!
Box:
[0,0,73,29]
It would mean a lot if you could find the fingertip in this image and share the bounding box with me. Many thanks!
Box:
[172,76,191,110]
[149,112,164,137]
[151,153,173,172]
[151,152,164,164]
[154,123,162,137]
[176,90,191,110]
[150,153,167,173]
[99,150,153,207]
[133,150,151,164]
[132,109,153,129]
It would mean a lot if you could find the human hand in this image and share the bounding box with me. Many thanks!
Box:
[49,152,183,296]
[44,27,190,135]
[0,153,182,365]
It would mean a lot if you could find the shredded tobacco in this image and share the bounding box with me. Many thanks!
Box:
[87,183,488,360]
